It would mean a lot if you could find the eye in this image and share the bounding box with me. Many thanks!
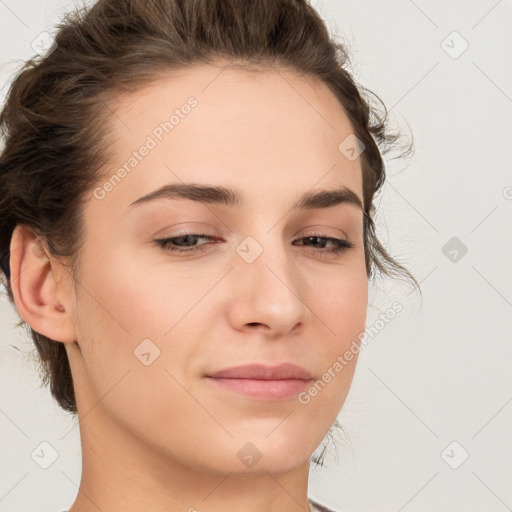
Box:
[293,235,353,256]
[153,232,354,257]
[153,233,215,255]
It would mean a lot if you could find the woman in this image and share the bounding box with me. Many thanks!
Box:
[0,0,418,511]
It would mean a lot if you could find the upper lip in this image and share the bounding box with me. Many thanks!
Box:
[206,363,313,380]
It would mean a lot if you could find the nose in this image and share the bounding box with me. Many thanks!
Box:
[226,236,310,338]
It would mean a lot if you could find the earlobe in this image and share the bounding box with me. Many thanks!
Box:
[9,225,77,343]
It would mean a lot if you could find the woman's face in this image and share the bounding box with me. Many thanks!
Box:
[65,63,368,476]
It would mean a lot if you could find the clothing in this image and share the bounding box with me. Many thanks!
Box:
[308,496,340,512]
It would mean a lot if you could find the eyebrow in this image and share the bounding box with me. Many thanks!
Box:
[127,183,364,212]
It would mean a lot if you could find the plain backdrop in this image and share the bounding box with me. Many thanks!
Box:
[0,1,511,511]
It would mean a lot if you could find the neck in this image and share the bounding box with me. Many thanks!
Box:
[67,406,312,512]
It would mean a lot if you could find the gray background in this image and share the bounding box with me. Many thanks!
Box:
[1,1,511,511]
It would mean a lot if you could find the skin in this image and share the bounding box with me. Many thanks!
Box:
[10,62,368,512]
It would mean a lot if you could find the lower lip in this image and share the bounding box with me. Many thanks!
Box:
[205,377,312,400]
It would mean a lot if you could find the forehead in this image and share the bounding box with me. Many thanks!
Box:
[90,63,363,216]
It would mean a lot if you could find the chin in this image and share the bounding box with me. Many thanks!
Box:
[205,434,315,476]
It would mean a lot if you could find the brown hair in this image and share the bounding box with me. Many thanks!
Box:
[0,0,419,463]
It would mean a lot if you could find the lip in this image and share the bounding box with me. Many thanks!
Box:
[205,363,313,400]
[207,363,313,380]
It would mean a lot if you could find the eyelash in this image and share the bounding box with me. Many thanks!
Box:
[153,232,354,257]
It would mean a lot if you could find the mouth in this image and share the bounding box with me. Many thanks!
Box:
[205,362,313,400]
[205,376,312,400]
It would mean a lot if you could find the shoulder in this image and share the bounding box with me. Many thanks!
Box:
[308,496,342,512]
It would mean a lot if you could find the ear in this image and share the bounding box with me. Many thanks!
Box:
[9,224,77,343]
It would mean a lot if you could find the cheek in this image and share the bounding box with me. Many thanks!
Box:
[309,264,367,389]
[71,257,200,442]
[76,247,187,341]
[70,251,169,390]
[72,246,213,397]
[336,275,368,338]
[292,271,367,444]
[314,261,368,336]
